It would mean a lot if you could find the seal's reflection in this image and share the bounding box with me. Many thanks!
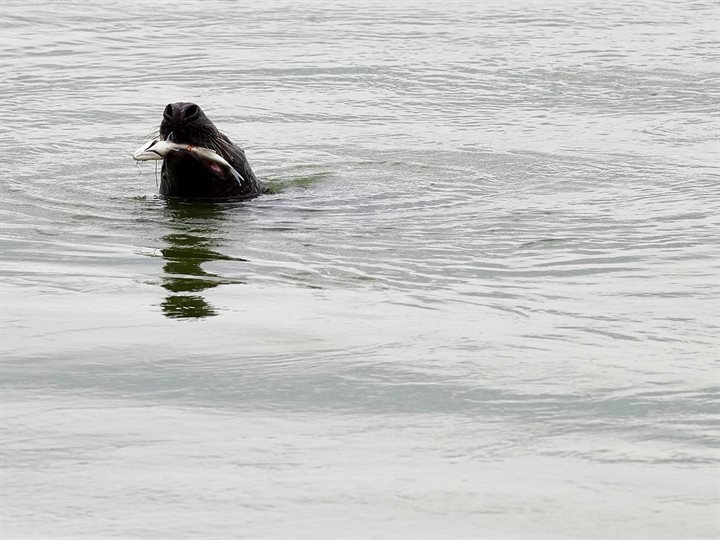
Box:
[160,201,244,319]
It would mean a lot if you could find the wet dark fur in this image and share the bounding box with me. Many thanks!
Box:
[157,102,262,200]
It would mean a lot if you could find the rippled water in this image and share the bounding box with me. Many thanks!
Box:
[2,0,719,538]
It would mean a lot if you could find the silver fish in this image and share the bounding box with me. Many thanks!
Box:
[132,139,243,184]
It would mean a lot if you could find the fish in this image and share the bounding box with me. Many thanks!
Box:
[132,139,244,185]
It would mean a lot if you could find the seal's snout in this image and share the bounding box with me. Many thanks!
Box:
[160,102,210,144]
[163,102,202,125]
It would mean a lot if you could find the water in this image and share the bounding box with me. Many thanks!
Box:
[1,0,719,537]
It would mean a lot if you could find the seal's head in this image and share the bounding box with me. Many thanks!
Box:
[147,102,263,200]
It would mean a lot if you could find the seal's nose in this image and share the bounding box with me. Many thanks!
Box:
[163,103,175,122]
[184,104,200,121]
[164,102,202,124]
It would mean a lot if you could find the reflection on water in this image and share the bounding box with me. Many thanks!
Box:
[160,201,245,319]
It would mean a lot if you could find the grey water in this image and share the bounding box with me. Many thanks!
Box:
[1,0,719,538]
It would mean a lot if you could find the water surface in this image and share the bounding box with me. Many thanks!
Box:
[1,0,719,538]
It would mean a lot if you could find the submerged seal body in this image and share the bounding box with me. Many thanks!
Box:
[152,102,262,200]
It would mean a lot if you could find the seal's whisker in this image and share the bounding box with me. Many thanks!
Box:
[196,132,223,154]
[144,127,160,141]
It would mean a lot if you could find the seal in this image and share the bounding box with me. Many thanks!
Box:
[138,102,263,200]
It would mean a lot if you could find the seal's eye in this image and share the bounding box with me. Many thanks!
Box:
[163,103,174,121]
[185,104,200,120]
